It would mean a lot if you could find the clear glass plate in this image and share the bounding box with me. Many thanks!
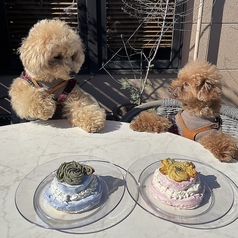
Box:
[15,155,125,230]
[183,175,238,229]
[126,153,238,227]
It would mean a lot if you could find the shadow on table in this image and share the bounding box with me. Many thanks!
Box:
[200,174,220,190]
[90,175,125,215]
[33,120,124,133]
[34,119,72,128]
[199,174,220,207]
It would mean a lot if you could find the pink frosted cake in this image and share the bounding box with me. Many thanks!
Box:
[150,158,205,209]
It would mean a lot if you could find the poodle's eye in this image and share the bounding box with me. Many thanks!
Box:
[182,82,189,87]
[72,53,77,61]
[54,55,62,60]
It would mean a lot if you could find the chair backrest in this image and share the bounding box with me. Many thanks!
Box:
[156,98,181,117]
[0,94,11,126]
[220,105,238,139]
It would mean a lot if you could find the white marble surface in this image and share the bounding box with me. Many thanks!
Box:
[0,120,237,238]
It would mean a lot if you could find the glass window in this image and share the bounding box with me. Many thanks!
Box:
[1,0,186,74]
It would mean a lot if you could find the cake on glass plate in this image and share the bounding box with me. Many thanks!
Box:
[150,158,205,209]
[43,161,103,213]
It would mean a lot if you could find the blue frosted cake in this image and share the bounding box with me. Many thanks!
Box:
[43,161,103,213]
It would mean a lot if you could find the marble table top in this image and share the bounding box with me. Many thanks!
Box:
[0,120,237,238]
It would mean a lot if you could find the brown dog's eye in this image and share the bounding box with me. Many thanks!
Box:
[182,82,189,88]
[54,55,62,60]
[72,53,77,61]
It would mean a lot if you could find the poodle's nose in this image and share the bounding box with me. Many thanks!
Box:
[69,71,76,78]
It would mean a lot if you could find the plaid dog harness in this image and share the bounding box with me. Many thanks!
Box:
[20,72,77,103]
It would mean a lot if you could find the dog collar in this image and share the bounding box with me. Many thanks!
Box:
[20,71,43,88]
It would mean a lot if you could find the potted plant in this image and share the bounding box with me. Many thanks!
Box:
[110,0,182,120]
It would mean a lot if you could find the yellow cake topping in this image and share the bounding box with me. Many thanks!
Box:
[159,158,198,182]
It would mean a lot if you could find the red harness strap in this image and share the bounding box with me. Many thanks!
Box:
[20,72,43,88]
[57,79,77,103]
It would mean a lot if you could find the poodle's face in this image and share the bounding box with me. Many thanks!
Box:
[168,61,222,103]
[19,19,85,82]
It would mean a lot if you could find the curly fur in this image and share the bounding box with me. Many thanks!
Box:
[130,60,238,162]
[9,19,106,132]
[130,110,172,133]
[169,60,222,117]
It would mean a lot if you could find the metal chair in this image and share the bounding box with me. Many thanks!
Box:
[0,94,11,125]
[121,98,238,139]
[0,94,29,125]
[0,94,63,125]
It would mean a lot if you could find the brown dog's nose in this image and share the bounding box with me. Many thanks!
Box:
[69,71,76,78]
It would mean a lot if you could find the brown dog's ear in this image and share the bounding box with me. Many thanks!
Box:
[197,80,222,101]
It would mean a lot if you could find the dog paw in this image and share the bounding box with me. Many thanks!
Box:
[82,120,105,133]
[67,106,106,132]
[81,110,106,132]
[130,111,171,133]
[30,92,56,120]
[31,103,55,120]
[39,104,56,120]
[217,153,236,162]
[216,143,238,162]
[198,133,238,162]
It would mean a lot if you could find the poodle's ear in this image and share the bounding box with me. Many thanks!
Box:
[197,80,222,101]
[19,40,48,72]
